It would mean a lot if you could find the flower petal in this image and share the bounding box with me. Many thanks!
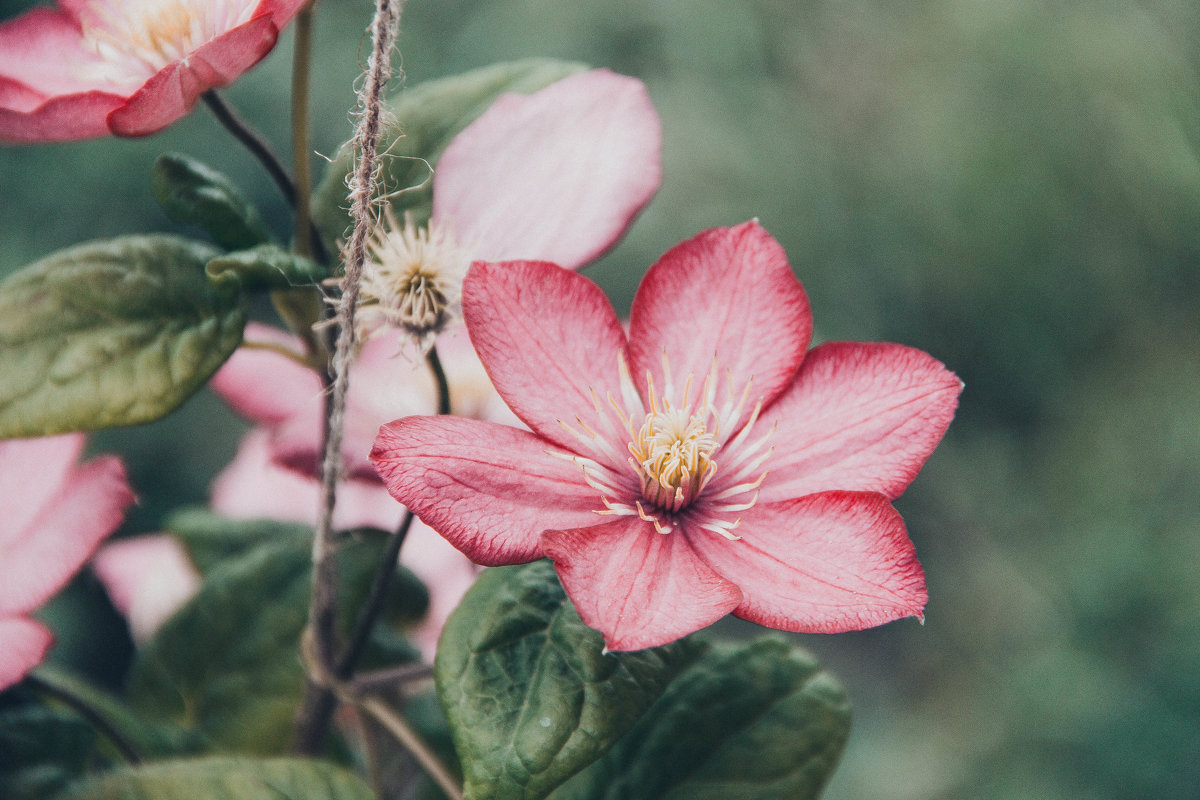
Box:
[433,69,661,270]
[0,433,83,548]
[209,323,322,427]
[0,616,52,691]
[371,416,602,566]
[92,535,201,643]
[0,8,123,96]
[462,260,629,454]
[0,87,125,142]
[542,516,742,651]
[0,448,133,615]
[686,492,927,633]
[107,15,281,136]
[628,221,812,423]
[757,342,962,502]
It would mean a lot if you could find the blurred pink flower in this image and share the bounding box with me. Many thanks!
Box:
[1,434,133,689]
[209,327,500,660]
[355,68,661,345]
[0,0,306,141]
[371,221,963,651]
[92,534,200,644]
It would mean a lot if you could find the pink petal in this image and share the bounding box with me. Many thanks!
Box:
[0,433,84,546]
[209,323,322,427]
[0,8,125,96]
[462,260,629,454]
[371,416,602,566]
[541,517,742,651]
[0,616,52,691]
[253,0,310,25]
[107,15,281,137]
[211,429,403,531]
[686,492,927,633]
[433,69,661,270]
[92,535,201,643]
[757,342,962,503]
[628,222,812,423]
[0,449,133,615]
[0,87,124,142]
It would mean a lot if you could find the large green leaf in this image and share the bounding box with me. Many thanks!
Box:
[162,507,313,574]
[548,637,851,800]
[435,560,698,800]
[151,153,272,251]
[56,756,374,800]
[0,236,245,437]
[312,58,586,247]
[126,531,397,754]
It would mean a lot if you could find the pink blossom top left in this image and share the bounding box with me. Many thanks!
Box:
[0,0,307,141]
[0,433,134,690]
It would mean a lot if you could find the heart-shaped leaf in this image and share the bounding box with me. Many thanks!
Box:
[0,236,245,437]
[548,637,852,800]
[435,560,698,800]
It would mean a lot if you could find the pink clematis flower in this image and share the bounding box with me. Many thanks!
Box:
[0,0,306,141]
[371,221,963,652]
[1,434,134,690]
[354,68,661,346]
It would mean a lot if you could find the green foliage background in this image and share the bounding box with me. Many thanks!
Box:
[2,1,1198,798]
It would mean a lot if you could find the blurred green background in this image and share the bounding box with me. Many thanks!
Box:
[3,1,1198,798]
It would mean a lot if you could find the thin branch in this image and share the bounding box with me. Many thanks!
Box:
[336,510,416,675]
[427,344,452,415]
[350,662,434,694]
[25,673,142,766]
[358,696,464,800]
[294,0,405,754]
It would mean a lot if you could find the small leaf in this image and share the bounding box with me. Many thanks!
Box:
[435,560,698,800]
[312,58,586,246]
[163,507,312,574]
[548,637,852,800]
[126,529,421,754]
[57,756,374,800]
[206,245,327,292]
[151,153,272,250]
[0,236,246,437]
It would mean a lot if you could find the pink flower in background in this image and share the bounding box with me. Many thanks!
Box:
[1,434,133,690]
[209,326,500,659]
[0,0,306,141]
[355,68,661,345]
[372,222,963,651]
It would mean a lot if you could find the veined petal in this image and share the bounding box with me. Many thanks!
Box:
[0,453,133,615]
[758,342,962,502]
[107,15,281,136]
[0,616,52,691]
[462,260,630,455]
[628,221,812,422]
[432,69,661,270]
[686,492,927,633]
[542,516,742,651]
[371,416,602,566]
[0,87,123,142]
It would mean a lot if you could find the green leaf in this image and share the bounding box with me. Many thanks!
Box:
[0,236,246,437]
[126,531,395,754]
[163,507,313,574]
[29,665,203,760]
[151,153,272,250]
[312,58,586,247]
[0,704,94,800]
[435,560,698,800]
[56,756,375,800]
[206,244,327,292]
[548,637,852,800]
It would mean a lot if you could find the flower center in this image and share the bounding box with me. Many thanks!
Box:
[78,0,255,84]
[357,210,470,347]
[629,405,717,512]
